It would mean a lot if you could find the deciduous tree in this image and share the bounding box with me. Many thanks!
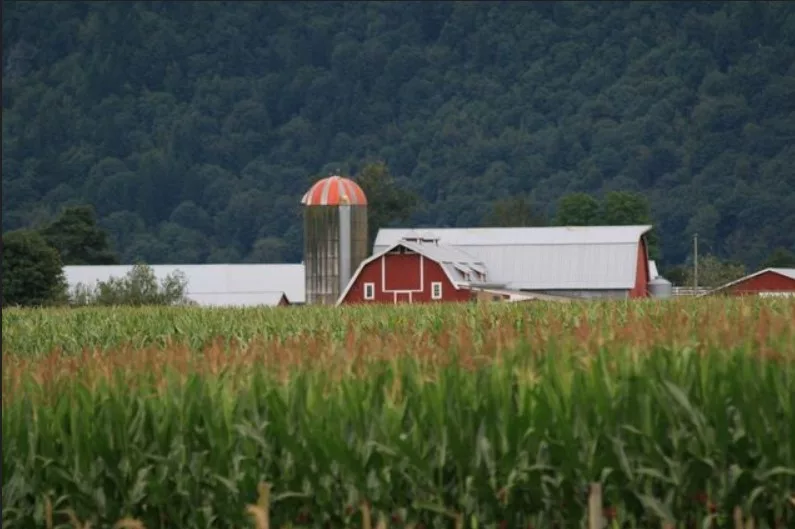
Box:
[70,264,191,306]
[2,229,67,306]
[554,193,601,226]
[682,254,746,289]
[355,161,419,250]
[39,205,120,265]
[761,247,795,268]
[483,196,547,227]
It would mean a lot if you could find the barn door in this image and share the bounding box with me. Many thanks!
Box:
[394,292,412,304]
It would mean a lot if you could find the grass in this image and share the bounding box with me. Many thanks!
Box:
[2,298,794,528]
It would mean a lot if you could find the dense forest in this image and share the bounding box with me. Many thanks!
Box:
[3,1,795,269]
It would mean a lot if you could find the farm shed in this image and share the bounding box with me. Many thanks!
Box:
[63,263,305,306]
[336,237,498,305]
[371,225,653,301]
[706,268,795,297]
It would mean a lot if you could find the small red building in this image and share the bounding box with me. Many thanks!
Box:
[336,238,492,305]
[709,268,795,297]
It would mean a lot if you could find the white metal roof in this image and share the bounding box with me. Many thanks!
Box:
[771,268,795,281]
[63,264,305,306]
[375,225,652,248]
[397,239,491,285]
[374,225,652,291]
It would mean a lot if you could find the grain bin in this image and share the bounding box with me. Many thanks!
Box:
[649,276,673,299]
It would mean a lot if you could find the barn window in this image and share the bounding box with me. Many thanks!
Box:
[431,281,443,299]
[363,282,375,300]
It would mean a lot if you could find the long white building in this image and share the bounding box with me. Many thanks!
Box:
[64,263,305,306]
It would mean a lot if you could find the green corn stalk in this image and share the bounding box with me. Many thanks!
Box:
[2,298,794,528]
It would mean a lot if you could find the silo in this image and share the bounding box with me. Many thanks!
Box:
[649,276,673,299]
[301,175,368,305]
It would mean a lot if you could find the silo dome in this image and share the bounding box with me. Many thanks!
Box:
[301,175,367,206]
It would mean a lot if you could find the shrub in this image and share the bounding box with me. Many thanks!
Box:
[69,263,193,306]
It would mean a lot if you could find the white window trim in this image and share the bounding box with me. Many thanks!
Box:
[431,281,443,300]
[363,282,375,300]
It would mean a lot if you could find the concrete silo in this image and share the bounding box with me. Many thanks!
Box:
[301,175,369,305]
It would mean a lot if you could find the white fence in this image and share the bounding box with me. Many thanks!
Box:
[672,286,711,297]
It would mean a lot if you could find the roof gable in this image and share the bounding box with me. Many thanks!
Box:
[709,267,795,294]
[396,239,492,286]
[335,239,494,305]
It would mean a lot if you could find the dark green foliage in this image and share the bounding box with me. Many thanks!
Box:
[554,190,661,260]
[355,161,419,250]
[761,247,795,269]
[482,195,547,227]
[3,1,795,268]
[555,193,602,226]
[681,254,747,289]
[601,192,652,227]
[1,229,66,306]
[39,205,120,265]
[661,265,689,287]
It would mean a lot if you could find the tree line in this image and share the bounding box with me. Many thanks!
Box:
[5,168,792,307]
[2,205,189,307]
[3,1,795,271]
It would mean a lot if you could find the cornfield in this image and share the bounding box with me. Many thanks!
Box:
[2,298,794,528]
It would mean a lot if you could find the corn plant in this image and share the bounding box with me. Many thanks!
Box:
[2,298,794,528]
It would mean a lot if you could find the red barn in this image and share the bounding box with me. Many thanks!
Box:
[337,238,494,304]
[709,268,795,297]
[338,225,654,305]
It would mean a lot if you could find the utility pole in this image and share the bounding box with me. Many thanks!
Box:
[693,233,698,292]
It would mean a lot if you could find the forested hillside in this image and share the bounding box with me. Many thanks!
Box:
[3,1,795,268]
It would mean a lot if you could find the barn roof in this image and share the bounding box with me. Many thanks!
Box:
[707,267,795,295]
[397,239,490,283]
[770,268,795,280]
[374,225,652,291]
[64,263,305,306]
[335,238,495,305]
[375,225,652,248]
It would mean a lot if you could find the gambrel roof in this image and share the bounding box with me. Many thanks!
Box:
[374,225,652,291]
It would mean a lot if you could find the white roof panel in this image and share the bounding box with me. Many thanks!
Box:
[396,240,491,284]
[453,242,641,290]
[375,225,652,248]
[771,268,795,281]
[398,240,486,267]
[64,264,306,305]
[374,225,651,290]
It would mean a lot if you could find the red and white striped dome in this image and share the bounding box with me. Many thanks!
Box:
[301,175,368,206]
